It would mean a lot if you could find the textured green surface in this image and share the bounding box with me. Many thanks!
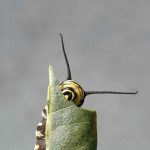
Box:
[46,66,97,150]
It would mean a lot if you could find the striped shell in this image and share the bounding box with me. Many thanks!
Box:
[34,106,47,150]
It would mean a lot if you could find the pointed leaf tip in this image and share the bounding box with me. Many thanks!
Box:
[48,65,59,86]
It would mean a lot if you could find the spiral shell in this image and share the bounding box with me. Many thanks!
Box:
[59,80,85,107]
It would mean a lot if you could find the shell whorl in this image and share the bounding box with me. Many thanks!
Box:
[34,106,47,150]
[59,80,85,107]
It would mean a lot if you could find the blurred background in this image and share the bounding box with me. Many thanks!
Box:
[0,0,149,149]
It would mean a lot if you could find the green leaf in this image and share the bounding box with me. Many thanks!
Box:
[46,65,97,150]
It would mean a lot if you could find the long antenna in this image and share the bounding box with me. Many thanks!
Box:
[59,33,72,80]
[85,90,138,97]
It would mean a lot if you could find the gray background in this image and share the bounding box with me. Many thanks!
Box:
[0,0,149,150]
